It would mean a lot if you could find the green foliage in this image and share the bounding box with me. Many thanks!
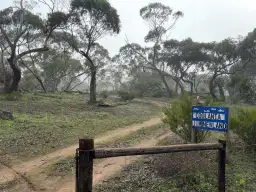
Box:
[36,49,83,92]
[140,2,183,43]
[230,106,256,146]
[128,72,165,98]
[0,7,67,30]
[203,96,222,106]
[3,9,44,29]
[47,11,69,28]
[70,0,121,34]
[163,93,209,142]
[151,89,168,98]
[228,75,256,104]
[118,91,135,101]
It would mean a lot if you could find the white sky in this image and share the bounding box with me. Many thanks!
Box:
[1,0,256,56]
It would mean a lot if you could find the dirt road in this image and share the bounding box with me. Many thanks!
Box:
[52,133,172,192]
[0,117,162,188]
[0,100,168,191]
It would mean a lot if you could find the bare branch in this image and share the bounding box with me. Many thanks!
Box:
[16,47,49,61]
[38,0,55,13]
[70,75,89,91]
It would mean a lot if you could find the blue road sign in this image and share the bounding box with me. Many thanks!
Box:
[192,106,229,132]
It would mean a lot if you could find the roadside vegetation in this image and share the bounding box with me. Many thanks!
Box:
[95,130,256,192]
[0,92,160,162]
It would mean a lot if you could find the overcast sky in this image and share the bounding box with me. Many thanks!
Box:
[1,0,256,56]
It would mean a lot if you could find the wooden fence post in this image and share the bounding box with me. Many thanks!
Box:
[77,138,94,192]
[192,96,201,143]
[218,139,226,192]
[191,128,197,143]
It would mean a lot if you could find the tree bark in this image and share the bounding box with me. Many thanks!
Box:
[175,82,179,94]
[0,51,7,91]
[209,74,217,100]
[174,78,184,94]
[189,81,193,95]
[182,78,194,95]
[160,74,172,97]
[7,58,21,93]
[89,69,97,103]
[217,82,225,101]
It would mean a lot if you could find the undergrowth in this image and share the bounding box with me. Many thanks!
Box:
[94,134,256,192]
[0,93,160,162]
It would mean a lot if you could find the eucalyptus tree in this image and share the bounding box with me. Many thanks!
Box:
[201,37,254,100]
[161,38,209,94]
[226,29,256,103]
[63,0,121,103]
[0,0,68,93]
[116,3,183,97]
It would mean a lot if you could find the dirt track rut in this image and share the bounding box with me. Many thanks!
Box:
[0,117,162,188]
[52,133,172,192]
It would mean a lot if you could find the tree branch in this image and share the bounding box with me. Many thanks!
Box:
[16,47,49,61]
[70,75,88,91]
[20,58,46,92]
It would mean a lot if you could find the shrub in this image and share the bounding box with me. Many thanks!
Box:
[163,93,210,143]
[150,89,168,98]
[230,106,256,147]
[118,91,135,101]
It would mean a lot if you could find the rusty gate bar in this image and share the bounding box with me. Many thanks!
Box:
[93,142,223,159]
[76,139,226,192]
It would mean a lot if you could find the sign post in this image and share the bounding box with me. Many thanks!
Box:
[191,95,203,143]
[192,106,229,133]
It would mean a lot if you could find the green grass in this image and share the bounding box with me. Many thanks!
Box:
[42,124,169,177]
[0,93,160,162]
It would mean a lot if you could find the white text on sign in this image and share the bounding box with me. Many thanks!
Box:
[192,113,225,121]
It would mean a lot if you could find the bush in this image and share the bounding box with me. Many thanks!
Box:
[118,91,135,101]
[99,90,109,99]
[150,89,168,98]
[163,93,210,142]
[230,106,256,147]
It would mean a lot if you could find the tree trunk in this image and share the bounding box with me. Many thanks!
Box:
[160,75,172,97]
[187,81,193,95]
[175,82,179,94]
[175,78,184,94]
[209,74,218,100]
[182,79,194,95]
[7,58,21,93]
[89,69,97,103]
[217,83,225,101]
[190,82,193,95]
[0,52,6,91]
